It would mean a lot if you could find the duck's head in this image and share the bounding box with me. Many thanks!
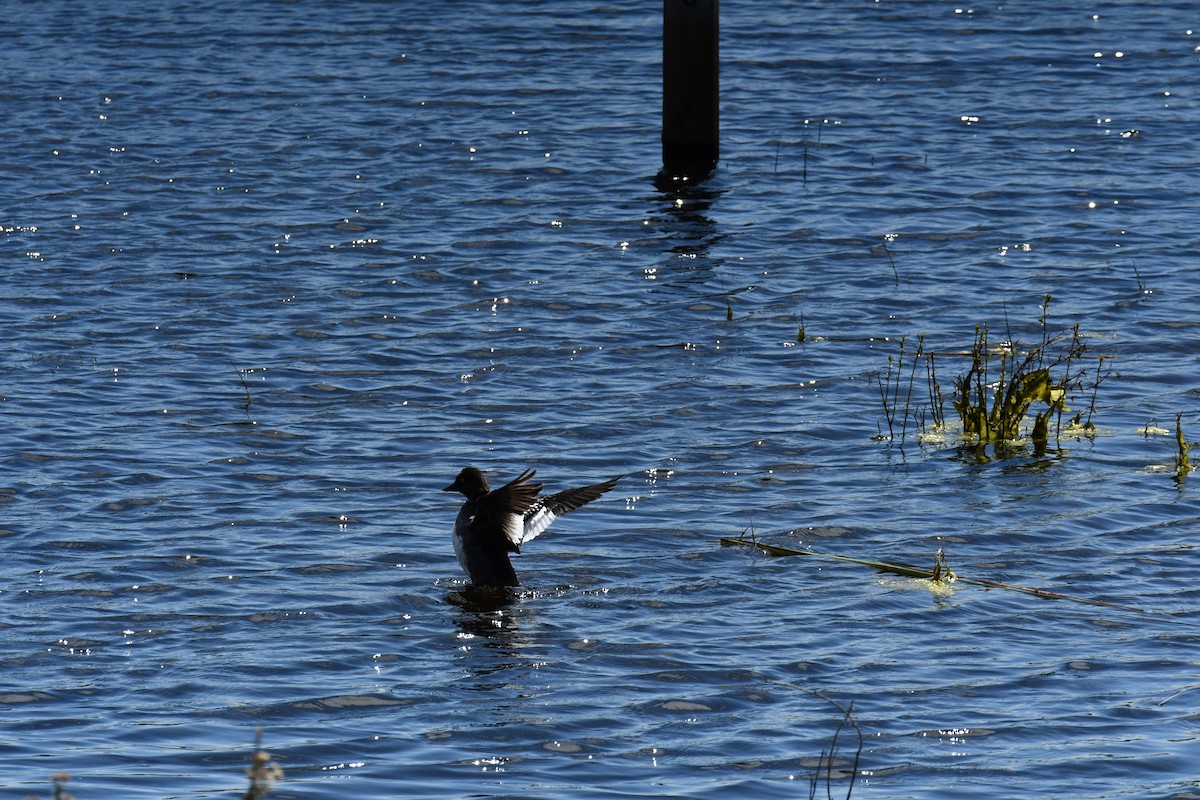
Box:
[443,466,489,499]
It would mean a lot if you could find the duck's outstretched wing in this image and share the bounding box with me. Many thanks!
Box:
[475,469,543,554]
[517,475,621,548]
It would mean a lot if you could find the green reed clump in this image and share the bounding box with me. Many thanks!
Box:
[952,323,1067,443]
[877,297,1110,452]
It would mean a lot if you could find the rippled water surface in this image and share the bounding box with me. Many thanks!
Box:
[3,2,1199,798]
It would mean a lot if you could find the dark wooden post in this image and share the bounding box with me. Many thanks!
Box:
[662,0,719,180]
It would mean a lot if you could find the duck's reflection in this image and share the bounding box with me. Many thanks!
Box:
[447,584,516,616]
[445,586,544,681]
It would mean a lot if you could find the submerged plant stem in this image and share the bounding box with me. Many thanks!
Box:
[719,536,1156,615]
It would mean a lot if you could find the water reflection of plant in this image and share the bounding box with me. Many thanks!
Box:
[875,296,1111,454]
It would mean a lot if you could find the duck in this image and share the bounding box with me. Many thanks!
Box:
[442,466,620,587]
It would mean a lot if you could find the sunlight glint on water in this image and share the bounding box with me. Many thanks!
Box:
[1,2,1198,799]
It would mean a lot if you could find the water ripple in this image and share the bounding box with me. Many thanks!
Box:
[3,1,1200,798]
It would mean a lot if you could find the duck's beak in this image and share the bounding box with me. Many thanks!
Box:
[443,479,459,492]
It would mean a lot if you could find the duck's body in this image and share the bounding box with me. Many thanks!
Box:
[443,466,620,587]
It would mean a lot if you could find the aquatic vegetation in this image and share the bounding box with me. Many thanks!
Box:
[234,365,255,421]
[876,297,1110,454]
[23,773,74,800]
[1136,415,1193,482]
[28,733,282,800]
[243,739,284,800]
[880,233,900,286]
[50,773,72,800]
[875,334,937,445]
[721,533,1152,614]
[952,324,1067,444]
[808,699,862,800]
[929,548,956,584]
[1176,413,1195,480]
[727,527,956,586]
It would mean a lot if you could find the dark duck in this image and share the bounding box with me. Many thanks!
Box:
[443,466,620,587]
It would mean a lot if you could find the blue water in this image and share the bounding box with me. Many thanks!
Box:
[3,1,1199,798]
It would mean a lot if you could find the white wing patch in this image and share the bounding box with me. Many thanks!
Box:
[502,510,528,550]
[519,501,559,546]
[514,476,620,548]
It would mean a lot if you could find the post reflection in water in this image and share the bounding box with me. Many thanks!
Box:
[651,172,729,286]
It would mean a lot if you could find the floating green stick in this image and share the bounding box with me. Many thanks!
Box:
[719,535,1157,615]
